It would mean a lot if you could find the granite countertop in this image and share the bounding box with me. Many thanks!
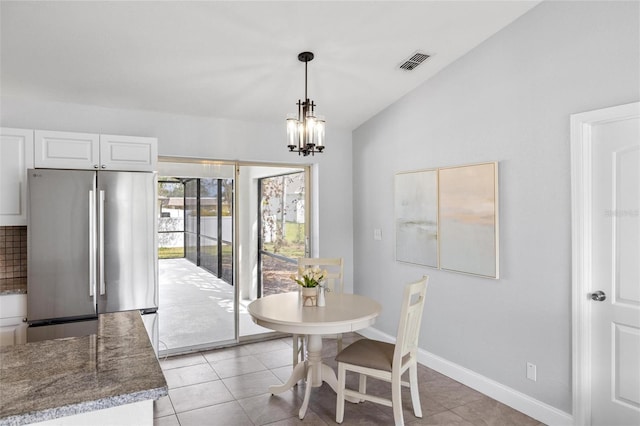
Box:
[0,311,167,426]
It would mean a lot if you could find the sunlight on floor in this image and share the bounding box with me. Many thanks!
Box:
[159,258,269,353]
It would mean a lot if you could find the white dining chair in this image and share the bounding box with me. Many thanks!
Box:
[292,257,344,368]
[335,275,429,426]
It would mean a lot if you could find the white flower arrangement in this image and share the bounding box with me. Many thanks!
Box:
[291,266,327,288]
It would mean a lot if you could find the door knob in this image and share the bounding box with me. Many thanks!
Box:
[590,291,606,302]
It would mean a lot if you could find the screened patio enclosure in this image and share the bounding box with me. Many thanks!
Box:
[158,177,233,284]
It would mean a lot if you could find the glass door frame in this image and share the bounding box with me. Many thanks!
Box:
[158,156,312,351]
[236,161,312,342]
[157,157,237,355]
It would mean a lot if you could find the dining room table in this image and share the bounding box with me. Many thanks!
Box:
[247,291,382,419]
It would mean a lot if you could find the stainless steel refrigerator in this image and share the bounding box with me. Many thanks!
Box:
[26,168,158,351]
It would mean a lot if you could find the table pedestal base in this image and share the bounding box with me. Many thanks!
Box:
[269,334,357,419]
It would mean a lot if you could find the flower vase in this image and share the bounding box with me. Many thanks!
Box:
[301,287,317,307]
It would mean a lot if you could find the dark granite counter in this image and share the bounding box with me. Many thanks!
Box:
[0,311,167,426]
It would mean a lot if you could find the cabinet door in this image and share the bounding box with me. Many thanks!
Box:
[35,130,100,170]
[100,134,158,171]
[0,128,34,226]
[0,320,27,346]
[0,294,27,347]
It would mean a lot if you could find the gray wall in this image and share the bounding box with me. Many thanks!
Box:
[0,97,355,290]
[352,0,639,414]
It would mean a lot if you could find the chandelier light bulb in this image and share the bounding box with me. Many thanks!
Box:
[315,116,325,148]
[286,114,299,150]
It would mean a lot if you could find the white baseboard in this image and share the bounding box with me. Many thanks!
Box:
[358,327,573,426]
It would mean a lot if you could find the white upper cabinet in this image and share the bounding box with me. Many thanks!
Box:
[35,130,157,171]
[35,130,100,170]
[0,128,34,226]
[100,134,158,171]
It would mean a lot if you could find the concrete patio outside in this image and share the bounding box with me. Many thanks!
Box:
[158,258,270,354]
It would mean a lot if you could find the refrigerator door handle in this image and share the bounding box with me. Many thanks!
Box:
[99,190,106,296]
[89,190,95,297]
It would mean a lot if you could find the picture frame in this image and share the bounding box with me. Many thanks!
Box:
[394,162,499,279]
[394,169,438,267]
[438,162,499,278]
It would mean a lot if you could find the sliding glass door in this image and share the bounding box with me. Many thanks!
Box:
[157,162,236,355]
[157,160,312,349]
[236,163,310,338]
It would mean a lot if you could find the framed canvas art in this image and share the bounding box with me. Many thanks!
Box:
[394,169,438,267]
[394,161,499,278]
[438,162,499,278]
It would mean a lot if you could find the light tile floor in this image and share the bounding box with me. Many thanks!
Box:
[154,333,545,426]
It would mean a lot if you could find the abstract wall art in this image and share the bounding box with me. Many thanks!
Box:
[394,162,499,278]
[438,162,499,278]
[394,169,438,267]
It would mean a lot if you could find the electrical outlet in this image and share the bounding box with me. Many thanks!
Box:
[526,362,537,381]
[373,229,382,241]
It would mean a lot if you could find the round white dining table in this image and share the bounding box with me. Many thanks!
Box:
[248,291,382,419]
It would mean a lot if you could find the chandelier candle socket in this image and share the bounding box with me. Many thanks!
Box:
[287,51,326,156]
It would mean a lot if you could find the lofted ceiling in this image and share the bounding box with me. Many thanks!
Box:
[0,1,540,130]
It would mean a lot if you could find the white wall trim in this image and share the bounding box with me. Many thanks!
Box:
[359,326,573,426]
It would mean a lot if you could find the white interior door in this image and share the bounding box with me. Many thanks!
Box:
[591,108,640,425]
[572,102,640,426]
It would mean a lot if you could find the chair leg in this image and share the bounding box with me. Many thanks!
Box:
[409,362,422,418]
[337,333,343,353]
[391,372,404,426]
[336,364,346,423]
[358,374,367,402]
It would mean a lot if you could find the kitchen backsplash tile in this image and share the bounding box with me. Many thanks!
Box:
[0,226,27,294]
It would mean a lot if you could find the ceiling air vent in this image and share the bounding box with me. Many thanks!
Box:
[399,52,430,71]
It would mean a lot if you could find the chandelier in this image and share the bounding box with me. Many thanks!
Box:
[287,51,325,156]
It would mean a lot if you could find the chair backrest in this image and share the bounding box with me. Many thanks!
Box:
[393,276,429,365]
[297,257,344,293]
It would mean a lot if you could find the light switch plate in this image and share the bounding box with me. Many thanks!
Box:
[373,229,382,240]
[526,362,537,381]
